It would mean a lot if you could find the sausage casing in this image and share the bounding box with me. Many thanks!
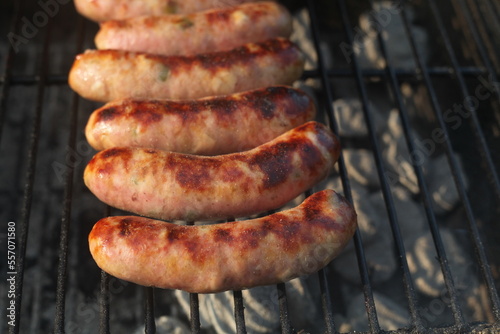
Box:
[75,0,263,22]
[84,121,340,221]
[69,38,304,102]
[95,2,292,56]
[88,189,357,293]
[85,86,316,155]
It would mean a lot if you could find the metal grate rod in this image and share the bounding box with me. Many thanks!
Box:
[336,0,426,330]
[368,0,467,327]
[276,283,293,334]
[144,287,156,333]
[0,0,23,143]
[302,66,490,81]
[99,271,110,334]
[182,220,201,333]
[401,2,500,322]
[9,14,52,334]
[189,293,201,334]
[316,268,335,334]
[492,1,500,31]
[427,0,500,202]
[233,290,247,334]
[305,0,382,332]
[53,15,86,334]
[459,0,500,98]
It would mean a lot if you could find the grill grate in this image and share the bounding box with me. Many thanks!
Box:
[1,0,499,333]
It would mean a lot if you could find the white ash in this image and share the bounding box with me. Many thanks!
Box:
[330,178,386,247]
[407,229,479,298]
[406,229,492,326]
[291,8,333,71]
[382,135,468,216]
[334,230,398,285]
[337,291,410,332]
[134,316,190,334]
[354,1,429,70]
[427,154,467,215]
[343,149,380,187]
[380,108,421,194]
[290,7,315,70]
[174,277,322,334]
[290,8,327,92]
[329,178,427,285]
[375,185,428,240]
[332,98,386,137]
[379,108,468,215]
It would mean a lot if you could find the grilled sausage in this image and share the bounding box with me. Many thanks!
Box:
[95,2,292,56]
[88,189,357,293]
[75,0,263,22]
[84,121,340,221]
[85,86,316,155]
[69,38,304,102]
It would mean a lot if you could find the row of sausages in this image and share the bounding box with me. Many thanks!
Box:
[70,0,357,293]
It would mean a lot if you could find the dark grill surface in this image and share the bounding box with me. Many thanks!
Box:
[1,0,499,333]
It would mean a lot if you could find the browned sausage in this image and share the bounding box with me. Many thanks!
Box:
[75,0,265,22]
[95,2,292,56]
[85,86,316,155]
[69,38,304,102]
[88,189,357,293]
[83,121,340,221]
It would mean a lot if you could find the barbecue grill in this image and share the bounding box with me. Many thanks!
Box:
[1,0,499,333]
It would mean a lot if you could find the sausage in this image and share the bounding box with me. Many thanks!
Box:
[85,86,316,155]
[95,2,292,56]
[84,121,340,221]
[88,189,357,293]
[69,38,304,102]
[75,0,264,22]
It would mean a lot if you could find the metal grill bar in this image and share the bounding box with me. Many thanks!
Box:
[53,91,80,334]
[53,15,86,334]
[145,287,156,333]
[276,283,292,334]
[465,0,500,84]
[428,0,500,202]
[233,290,247,334]
[336,0,425,330]
[218,216,248,334]
[479,0,500,66]
[400,2,500,322]
[99,271,110,334]
[184,218,202,333]
[492,0,500,19]
[8,14,52,334]
[0,0,23,143]
[297,28,339,334]
[305,0,381,333]
[189,293,201,333]
[491,0,500,31]
[306,186,337,334]
[302,66,490,79]
[316,268,335,334]
[367,0,468,329]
